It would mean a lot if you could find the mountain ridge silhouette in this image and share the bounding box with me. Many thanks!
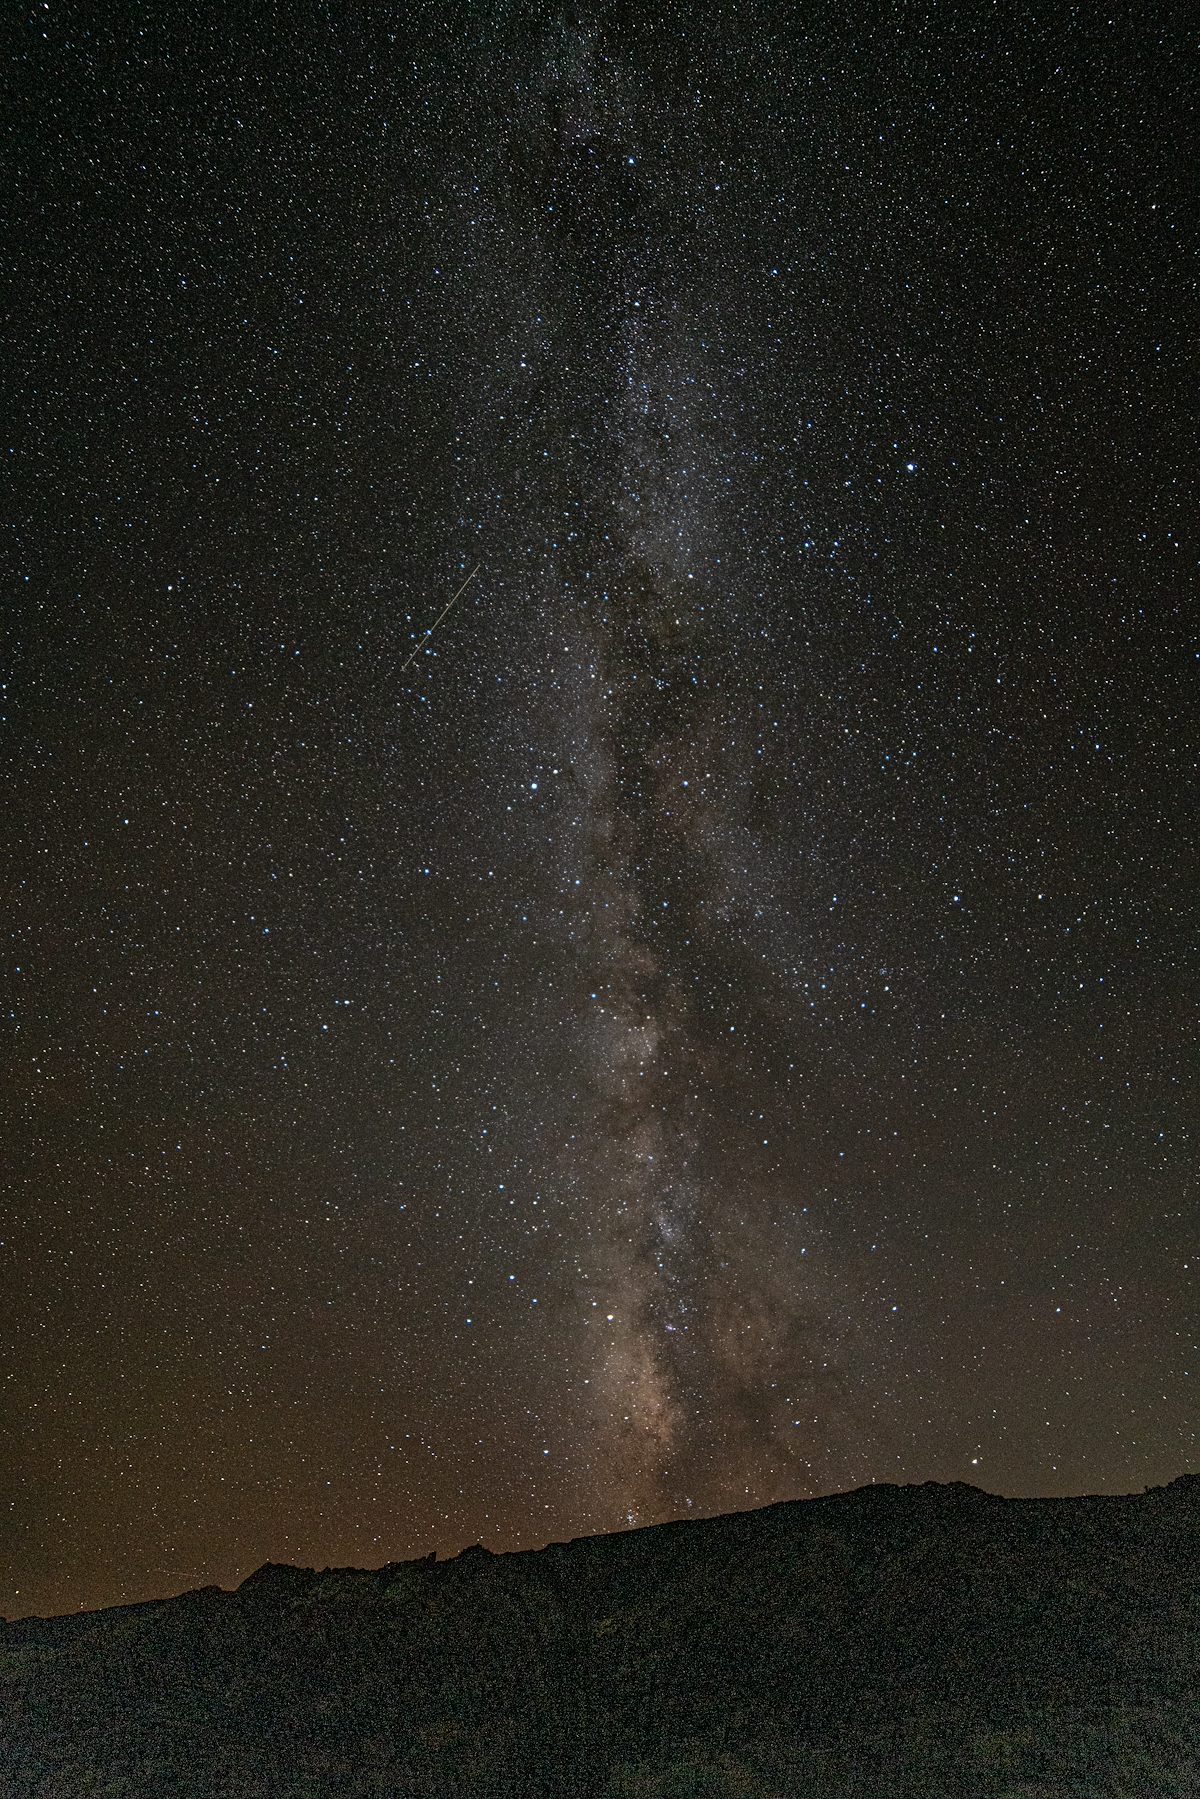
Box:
[4,1475,1197,1796]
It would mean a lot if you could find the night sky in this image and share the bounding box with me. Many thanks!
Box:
[4,2,1196,1621]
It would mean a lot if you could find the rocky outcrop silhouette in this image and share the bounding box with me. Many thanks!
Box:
[2,1477,1197,1796]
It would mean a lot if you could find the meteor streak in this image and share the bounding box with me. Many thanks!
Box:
[400,564,480,673]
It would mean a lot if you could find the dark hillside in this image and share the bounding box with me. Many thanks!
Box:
[2,1477,1197,1796]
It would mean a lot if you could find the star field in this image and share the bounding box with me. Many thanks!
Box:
[3,2,1196,1618]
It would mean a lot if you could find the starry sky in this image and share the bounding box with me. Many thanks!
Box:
[4,1,1196,1620]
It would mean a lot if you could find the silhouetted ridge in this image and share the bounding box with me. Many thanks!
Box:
[3,1478,1197,1797]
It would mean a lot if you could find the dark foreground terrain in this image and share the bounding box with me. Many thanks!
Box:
[2,1478,1197,1797]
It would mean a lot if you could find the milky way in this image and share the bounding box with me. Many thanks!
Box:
[486,21,870,1520]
